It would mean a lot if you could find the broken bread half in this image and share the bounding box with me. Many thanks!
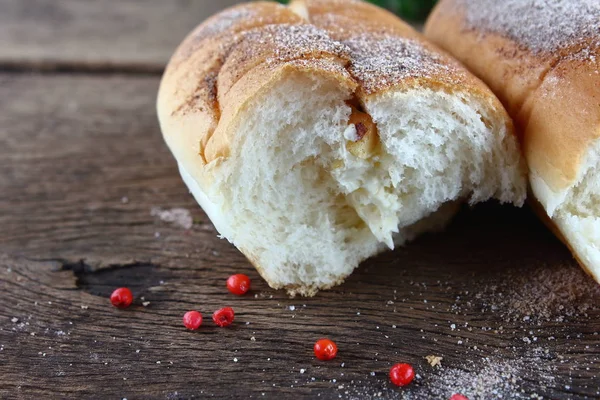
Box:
[425,0,600,283]
[157,0,527,296]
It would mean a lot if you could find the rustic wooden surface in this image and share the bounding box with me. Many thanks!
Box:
[0,0,240,72]
[1,2,600,399]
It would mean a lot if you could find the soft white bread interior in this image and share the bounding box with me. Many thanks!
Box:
[425,0,600,282]
[158,0,526,295]
[542,139,600,282]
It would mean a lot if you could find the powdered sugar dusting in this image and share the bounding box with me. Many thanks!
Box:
[470,262,600,322]
[460,0,600,54]
[345,34,462,94]
[421,354,556,399]
[240,26,458,95]
[240,24,349,66]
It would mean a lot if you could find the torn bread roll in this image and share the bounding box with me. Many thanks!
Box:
[425,0,600,283]
[157,0,526,296]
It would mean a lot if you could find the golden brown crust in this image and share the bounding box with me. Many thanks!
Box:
[159,0,515,167]
[425,2,557,124]
[425,0,600,192]
[524,56,600,188]
[292,0,504,103]
[158,2,305,165]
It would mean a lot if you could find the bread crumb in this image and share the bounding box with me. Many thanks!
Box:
[151,207,193,230]
[426,355,443,368]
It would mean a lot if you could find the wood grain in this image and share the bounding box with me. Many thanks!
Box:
[0,0,241,72]
[1,74,600,399]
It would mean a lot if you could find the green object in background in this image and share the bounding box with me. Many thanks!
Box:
[371,0,437,21]
[275,0,438,22]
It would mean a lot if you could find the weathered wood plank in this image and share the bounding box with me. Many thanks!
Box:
[0,0,240,71]
[1,74,599,399]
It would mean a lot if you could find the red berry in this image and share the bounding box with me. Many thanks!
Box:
[389,363,415,387]
[213,307,235,327]
[183,311,203,330]
[450,395,469,400]
[110,287,133,309]
[313,339,338,361]
[227,274,251,295]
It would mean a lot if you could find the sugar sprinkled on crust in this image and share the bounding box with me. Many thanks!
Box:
[459,0,600,54]
[345,34,464,95]
[241,24,349,66]
[170,1,479,123]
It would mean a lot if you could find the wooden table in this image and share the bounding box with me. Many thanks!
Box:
[1,1,599,399]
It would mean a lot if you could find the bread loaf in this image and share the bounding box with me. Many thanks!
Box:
[425,0,600,282]
[157,0,526,295]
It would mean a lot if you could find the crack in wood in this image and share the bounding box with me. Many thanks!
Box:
[59,260,171,298]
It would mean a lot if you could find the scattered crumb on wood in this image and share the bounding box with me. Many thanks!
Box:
[425,355,443,368]
[150,207,193,230]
